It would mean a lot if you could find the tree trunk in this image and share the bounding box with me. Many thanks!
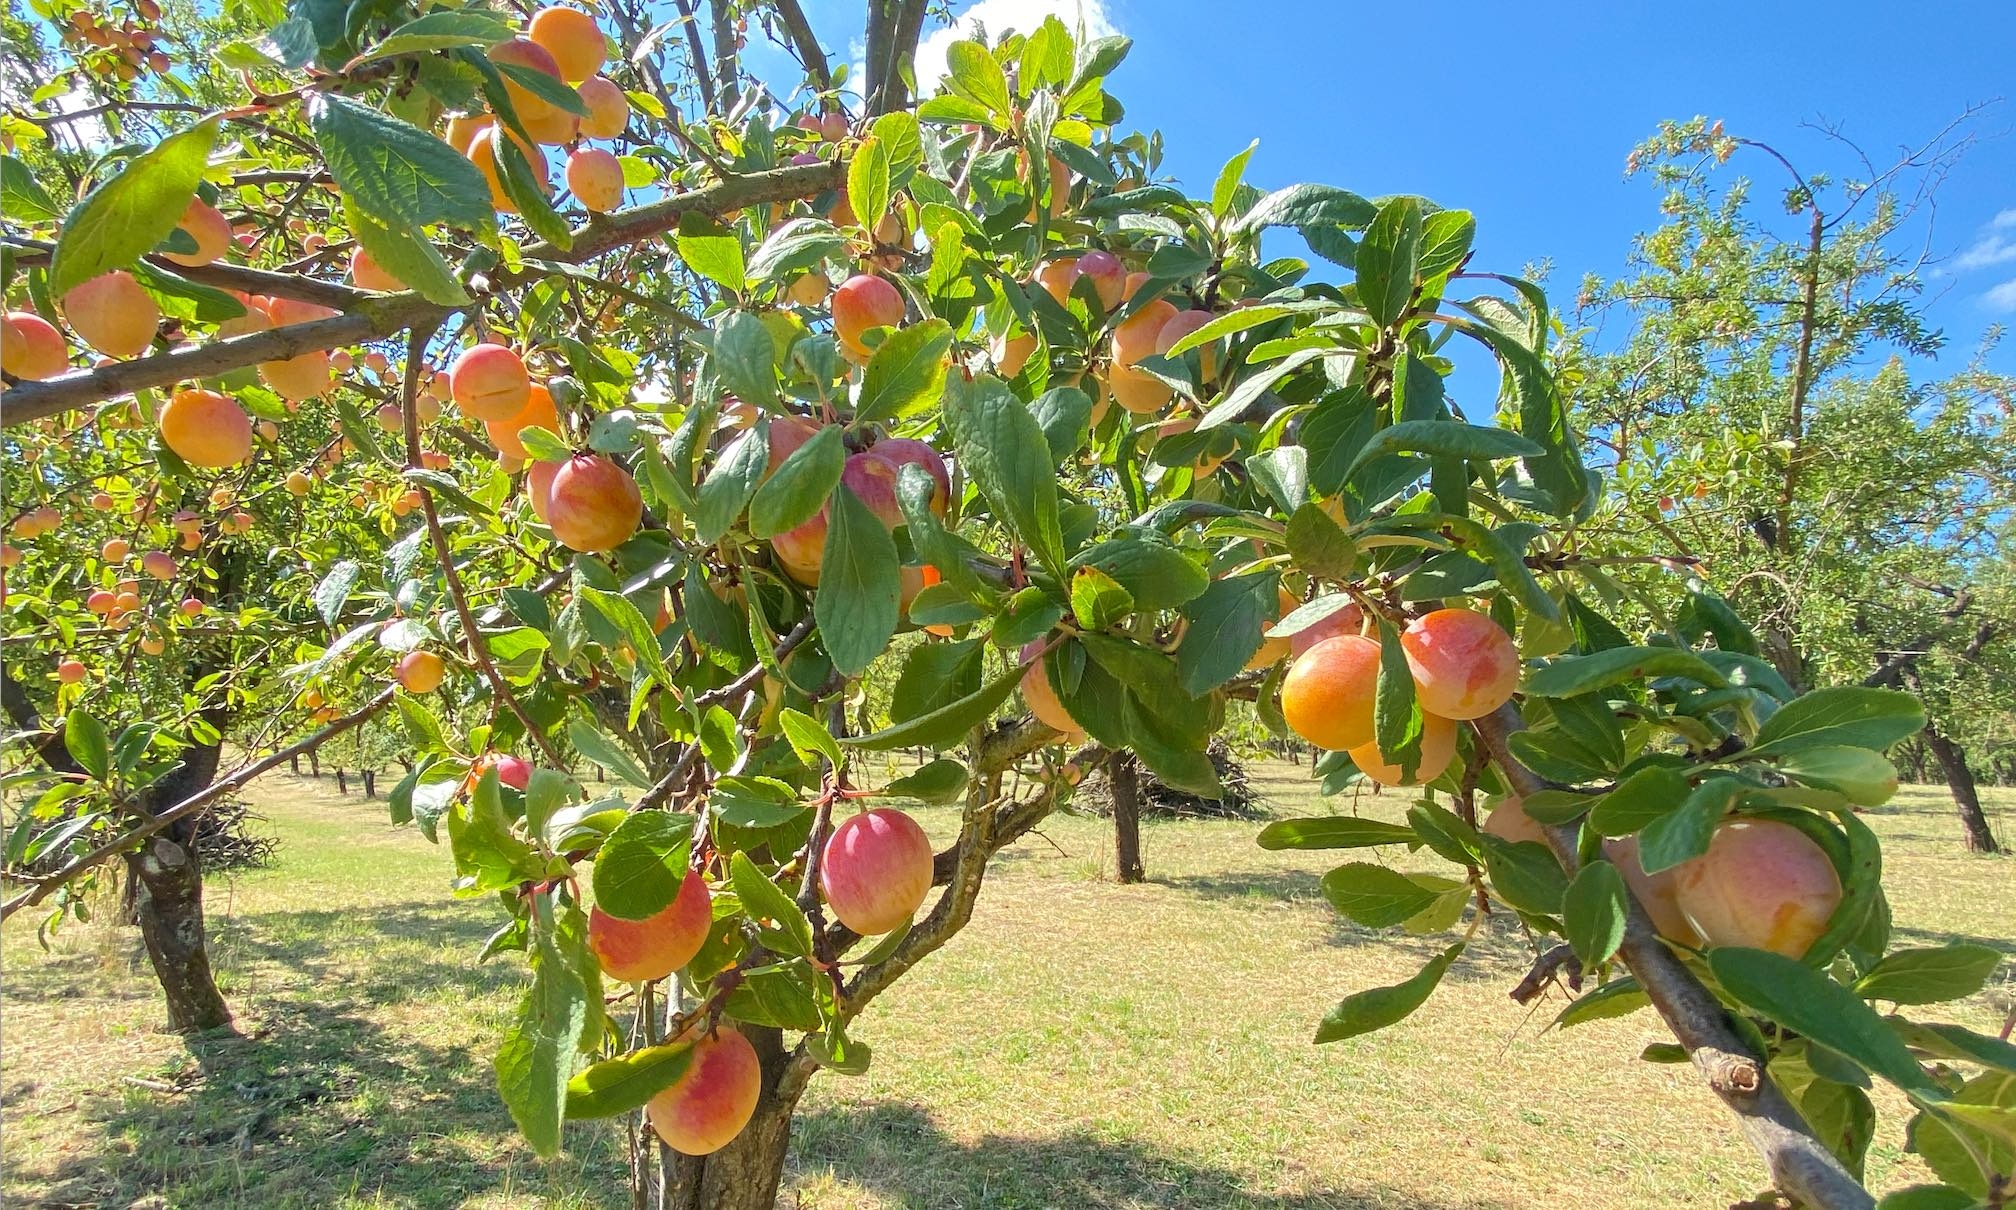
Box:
[130,739,235,1033]
[124,821,233,1033]
[1921,722,2000,854]
[662,1026,804,1210]
[1109,750,1145,884]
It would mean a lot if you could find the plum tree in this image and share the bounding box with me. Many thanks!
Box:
[2,8,1999,1210]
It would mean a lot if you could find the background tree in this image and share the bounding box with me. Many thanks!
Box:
[1567,116,2016,851]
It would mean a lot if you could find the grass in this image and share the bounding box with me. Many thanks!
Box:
[3,762,2010,1209]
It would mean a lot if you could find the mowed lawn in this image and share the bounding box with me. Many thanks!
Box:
[3,762,2010,1209]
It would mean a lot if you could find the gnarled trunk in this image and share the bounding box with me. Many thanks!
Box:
[130,738,235,1033]
[125,819,233,1033]
[662,1026,803,1210]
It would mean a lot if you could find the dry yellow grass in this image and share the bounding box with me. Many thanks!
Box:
[2,765,2009,1209]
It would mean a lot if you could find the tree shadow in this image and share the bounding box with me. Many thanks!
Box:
[790,1101,1514,1209]
[3,898,629,1210]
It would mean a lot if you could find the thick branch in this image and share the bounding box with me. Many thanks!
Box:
[1,664,86,778]
[5,236,369,310]
[2,161,844,430]
[1472,705,1873,1210]
[1,686,396,921]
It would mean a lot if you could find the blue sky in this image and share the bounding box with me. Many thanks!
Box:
[773,0,2016,379]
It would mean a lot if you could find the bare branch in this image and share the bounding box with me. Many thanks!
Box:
[0,685,397,921]
[767,0,833,98]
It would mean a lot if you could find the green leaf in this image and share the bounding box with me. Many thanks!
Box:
[1747,688,1928,757]
[52,118,221,296]
[846,657,1027,751]
[815,484,902,677]
[1211,139,1259,218]
[1372,620,1424,781]
[494,896,590,1156]
[1562,860,1628,968]
[1588,766,1691,838]
[1355,196,1422,328]
[777,707,843,770]
[1069,535,1208,611]
[1069,565,1134,631]
[1708,947,1940,1094]
[1418,209,1476,279]
[804,1031,873,1075]
[342,197,470,305]
[1551,978,1649,1030]
[693,425,767,544]
[943,376,1065,578]
[1,154,59,221]
[855,319,952,423]
[944,41,1013,116]
[883,758,969,804]
[1873,1187,1979,1210]
[1525,646,1728,698]
[731,852,813,957]
[750,423,844,539]
[360,9,514,60]
[1321,863,1441,928]
[1175,572,1275,694]
[675,211,745,293]
[518,425,572,462]
[748,218,847,282]
[711,310,780,409]
[1854,946,2004,1006]
[63,710,111,782]
[578,586,669,684]
[1344,420,1542,485]
[313,560,360,625]
[1314,943,1463,1044]
[890,638,985,726]
[567,717,653,789]
[494,62,588,116]
[1256,816,1416,850]
[590,811,690,922]
[846,136,891,235]
[1237,182,1377,235]
[1479,837,1569,915]
[1285,502,1357,581]
[564,1041,694,1119]
[306,95,494,233]
[1636,776,1738,874]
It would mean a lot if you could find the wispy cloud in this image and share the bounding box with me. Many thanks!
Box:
[1983,276,2016,313]
[1952,207,2016,273]
[912,0,1118,94]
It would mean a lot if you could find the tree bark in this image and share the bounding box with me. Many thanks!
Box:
[663,1026,803,1210]
[1108,750,1145,884]
[127,740,234,1033]
[1920,721,2000,854]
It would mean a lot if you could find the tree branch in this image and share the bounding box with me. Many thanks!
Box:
[1471,705,1873,1210]
[2,161,844,430]
[767,0,832,98]
[0,685,396,921]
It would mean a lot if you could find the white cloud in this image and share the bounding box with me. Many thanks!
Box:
[911,0,1118,95]
[1951,207,2016,273]
[1983,276,2016,312]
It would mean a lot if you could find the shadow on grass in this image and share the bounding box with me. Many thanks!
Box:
[792,1101,1512,1209]
[6,899,629,1210]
